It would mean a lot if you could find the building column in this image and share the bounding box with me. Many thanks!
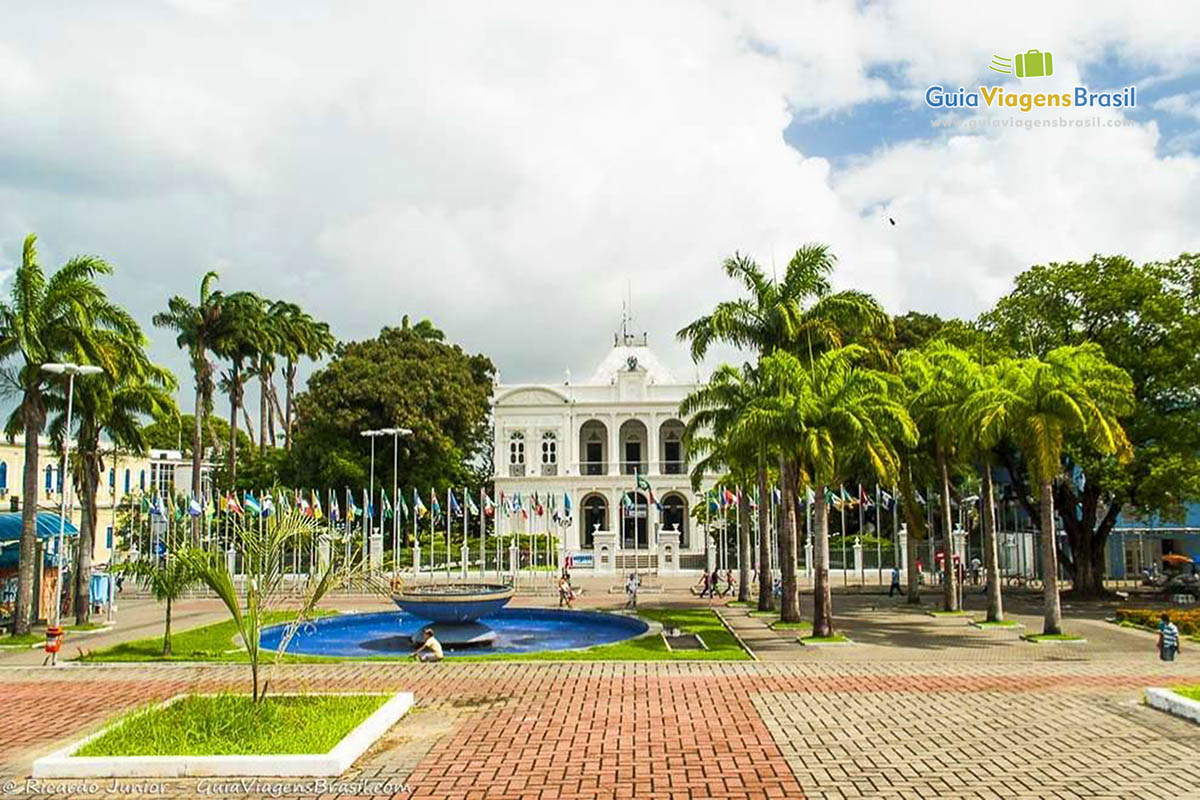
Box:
[608,415,620,476]
[647,413,659,476]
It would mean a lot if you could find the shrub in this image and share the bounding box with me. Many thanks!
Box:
[1115,607,1200,635]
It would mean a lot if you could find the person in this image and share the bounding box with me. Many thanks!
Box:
[1158,612,1181,662]
[624,572,640,609]
[890,565,904,597]
[970,557,982,585]
[558,572,575,609]
[723,568,735,597]
[412,627,444,662]
[699,569,716,599]
[709,567,721,599]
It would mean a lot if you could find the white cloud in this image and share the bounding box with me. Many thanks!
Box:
[0,0,1197,405]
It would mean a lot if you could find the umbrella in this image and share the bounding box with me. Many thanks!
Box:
[1162,553,1193,565]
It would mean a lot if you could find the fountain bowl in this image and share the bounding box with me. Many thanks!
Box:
[391,583,514,624]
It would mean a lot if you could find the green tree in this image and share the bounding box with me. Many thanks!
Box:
[980,254,1200,597]
[119,552,204,656]
[744,346,916,633]
[680,362,769,608]
[966,345,1133,634]
[0,235,136,634]
[214,292,268,485]
[290,321,494,492]
[267,302,335,452]
[142,414,249,455]
[48,336,177,622]
[153,272,236,510]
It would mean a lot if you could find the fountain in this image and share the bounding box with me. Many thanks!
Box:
[390,583,514,649]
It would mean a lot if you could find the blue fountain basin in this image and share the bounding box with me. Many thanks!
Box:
[260,608,649,658]
[391,584,514,623]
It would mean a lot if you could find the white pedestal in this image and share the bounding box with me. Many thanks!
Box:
[658,527,680,574]
[317,538,330,574]
[412,542,421,577]
[369,532,383,572]
[899,524,909,572]
[853,537,864,573]
[593,530,617,575]
[460,543,469,579]
[706,533,716,573]
[225,547,237,578]
[804,540,813,577]
[508,543,519,582]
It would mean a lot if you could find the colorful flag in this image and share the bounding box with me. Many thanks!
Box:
[226,492,244,516]
[840,486,856,507]
[311,490,323,520]
[562,492,572,518]
[187,496,202,518]
[484,493,495,517]
[398,490,409,520]
[772,486,781,505]
[723,487,737,507]
[261,493,275,517]
[244,491,262,517]
[413,488,427,518]
[859,485,874,508]
[329,489,340,522]
[381,489,393,521]
[347,490,359,521]
[449,490,463,517]
[466,491,479,517]
[880,489,894,510]
[806,486,816,505]
[914,490,926,506]
[430,489,441,519]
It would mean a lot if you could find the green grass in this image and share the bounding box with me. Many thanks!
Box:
[800,634,851,644]
[1173,686,1200,702]
[770,620,813,632]
[0,632,42,646]
[928,610,972,617]
[725,601,752,607]
[79,610,338,663]
[74,693,386,757]
[453,608,750,661]
[747,610,779,618]
[1023,633,1085,642]
[66,621,108,632]
[971,620,1022,628]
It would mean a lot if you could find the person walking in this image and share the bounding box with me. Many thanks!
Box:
[1159,612,1181,662]
[558,571,575,609]
[624,572,640,609]
[889,565,904,597]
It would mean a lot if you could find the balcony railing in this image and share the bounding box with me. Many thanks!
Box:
[661,460,687,475]
[621,461,648,476]
[582,461,606,476]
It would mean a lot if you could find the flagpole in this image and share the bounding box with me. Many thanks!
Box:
[858,483,865,585]
[840,485,847,587]
[444,487,450,584]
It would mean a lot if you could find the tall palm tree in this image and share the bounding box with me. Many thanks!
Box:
[153,271,232,509]
[0,234,134,634]
[213,292,266,486]
[278,305,334,451]
[958,361,1008,623]
[745,346,916,634]
[900,342,982,612]
[966,344,1133,634]
[677,245,893,618]
[49,333,177,622]
[680,363,771,608]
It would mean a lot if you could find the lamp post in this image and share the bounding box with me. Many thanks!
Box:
[362,427,412,575]
[41,362,103,665]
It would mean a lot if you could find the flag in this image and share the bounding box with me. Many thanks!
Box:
[562,492,572,519]
[413,488,427,518]
[187,496,202,518]
[707,490,720,513]
[430,489,441,519]
[311,490,323,520]
[723,487,737,507]
[880,489,894,510]
[466,491,479,517]
[534,492,545,516]
[621,492,634,516]
[381,489,393,521]
[859,485,874,508]
[826,488,840,509]
[149,492,164,518]
[226,492,244,516]
[140,493,151,514]
[805,486,816,506]
[329,489,340,522]
[914,490,926,506]
[449,490,463,517]
[840,486,856,507]
[261,493,275,517]
[397,490,409,520]
[347,490,360,521]
[483,493,495,517]
[244,491,262,517]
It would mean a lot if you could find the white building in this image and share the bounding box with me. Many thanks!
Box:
[491,328,714,571]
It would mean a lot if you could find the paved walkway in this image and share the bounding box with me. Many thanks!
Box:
[1,590,1195,799]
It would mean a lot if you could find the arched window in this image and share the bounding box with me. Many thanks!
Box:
[56,467,62,493]
[540,431,557,476]
[662,493,689,549]
[44,465,53,492]
[580,494,608,549]
[0,461,7,490]
[508,432,526,477]
[124,469,131,494]
[109,467,116,489]
[139,470,146,491]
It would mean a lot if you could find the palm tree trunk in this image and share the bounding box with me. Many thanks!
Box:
[981,463,1003,623]
[898,466,923,604]
[936,443,960,612]
[191,376,204,541]
[777,457,800,623]
[162,595,172,656]
[14,394,44,634]
[241,402,256,450]
[228,368,240,487]
[285,360,296,451]
[756,462,773,612]
[74,455,100,625]
[259,359,269,453]
[737,489,751,603]
[813,486,833,636]
[1040,478,1063,634]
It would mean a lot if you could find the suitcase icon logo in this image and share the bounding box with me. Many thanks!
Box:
[1015,49,1053,78]
[988,50,1054,78]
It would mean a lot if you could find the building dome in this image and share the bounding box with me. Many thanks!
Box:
[586,344,676,385]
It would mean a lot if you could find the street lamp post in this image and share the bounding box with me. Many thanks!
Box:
[41,362,103,666]
[361,428,412,577]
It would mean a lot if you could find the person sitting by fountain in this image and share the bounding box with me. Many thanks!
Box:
[411,627,444,662]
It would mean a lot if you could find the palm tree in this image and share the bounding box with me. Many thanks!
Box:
[900,342,982,612]
[965,344,1133,634]
[153,272,233,510]
[119,552,203,656]
[680,363,770,608]
[275,304,334,451]
[677,245,893,618]
[0,235,135,635]
[745,346,916,634]
[213,292,266,485]
[49,334,177,622]
[958,361,1008,622]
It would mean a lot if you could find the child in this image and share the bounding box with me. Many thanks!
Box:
[412,627,444,662]
[890,565,904,597]
[1158,612,1181,662]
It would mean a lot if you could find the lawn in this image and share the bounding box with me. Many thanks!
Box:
[800,634,852,644]
[79,610,338,663]
[75,693,386,756]
[971,620,1023,628]
[770,620,813,632]
[1173,686,1200,703]
[1023,633,1085,642]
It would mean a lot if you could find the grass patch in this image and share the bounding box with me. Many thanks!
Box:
[928,610,972,617]
[1023,633,1085,642]
[971,620,1022,628]
[66,621,108,632]
[1173,686,1200,703]
[454,608,750,662]
[79,610,338,663]
[725,601,752,608]
[747,610,779,618]
[800,634,851,644]
[770,620,813,632]
[75,693,386,757]
[0,632,42,646]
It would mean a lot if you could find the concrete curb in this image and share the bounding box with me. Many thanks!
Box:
[32,691,413,778]
[712,608,759,662]
[1146,687,1200,725]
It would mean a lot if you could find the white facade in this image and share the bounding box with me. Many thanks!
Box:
[492,334,714,568]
